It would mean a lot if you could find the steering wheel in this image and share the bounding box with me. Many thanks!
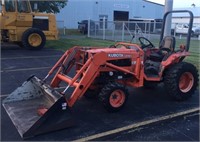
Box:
[138,37,155,49]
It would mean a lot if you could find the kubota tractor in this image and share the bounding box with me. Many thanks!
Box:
[0,0,58,49]
[2,10,199,138]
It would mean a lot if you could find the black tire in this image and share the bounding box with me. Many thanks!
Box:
[98,82,129,112]
[164,62,199,101]
[22,28,46,50]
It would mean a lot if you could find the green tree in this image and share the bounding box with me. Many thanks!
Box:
[30,0,67,14]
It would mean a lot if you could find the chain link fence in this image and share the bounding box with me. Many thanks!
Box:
[87,20,200,43]
[57,20,200,41]
[56,20,65,36]
[88,20,164,43]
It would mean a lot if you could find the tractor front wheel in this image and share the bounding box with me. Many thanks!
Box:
[164,62,198,101]
[22,28,46,50]
[98,82,128,112]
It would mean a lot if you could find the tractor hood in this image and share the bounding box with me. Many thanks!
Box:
[87,47,141,57]
[88,47,135,52]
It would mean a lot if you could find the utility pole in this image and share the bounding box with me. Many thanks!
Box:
[164,0,173,36]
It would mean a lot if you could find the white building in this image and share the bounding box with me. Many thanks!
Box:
[172,7,200,26]
[56,0,164,29]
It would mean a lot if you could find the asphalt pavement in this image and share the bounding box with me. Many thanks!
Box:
[95,112,199,141]
[0,44,199,141]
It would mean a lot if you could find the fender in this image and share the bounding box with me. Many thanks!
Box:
[161,51,190,67]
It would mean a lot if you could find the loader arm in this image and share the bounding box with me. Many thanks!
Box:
[2,45,144,138]
[67,52,107,106]
[50,46,144,107]
[50,50,132,107]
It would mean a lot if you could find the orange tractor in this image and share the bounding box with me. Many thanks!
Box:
[2,10,199,138]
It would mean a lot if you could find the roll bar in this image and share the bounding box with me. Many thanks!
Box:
[160,10,194,51]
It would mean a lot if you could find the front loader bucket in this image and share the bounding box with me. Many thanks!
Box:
[2,76,75,139]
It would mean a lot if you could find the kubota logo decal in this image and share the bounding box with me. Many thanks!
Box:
[108,53,124,58]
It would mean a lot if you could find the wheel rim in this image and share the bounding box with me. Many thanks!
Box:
[179,72,194,93]
[28,33,42,47]
[109,89,125,108]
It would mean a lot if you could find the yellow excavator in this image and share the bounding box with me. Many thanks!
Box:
[0,0,58,49]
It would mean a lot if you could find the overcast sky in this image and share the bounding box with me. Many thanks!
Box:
[147,0,200,8]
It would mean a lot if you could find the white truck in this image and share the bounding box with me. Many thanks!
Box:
[172,24,200,37]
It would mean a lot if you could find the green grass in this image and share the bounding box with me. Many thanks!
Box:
[46,37,199,69]
[46,38,115,51]
[64,29,83,35]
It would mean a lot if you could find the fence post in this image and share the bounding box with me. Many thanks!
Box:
[153,20,156,33]
[134,23,137,43]
[63,26,65,36]
[63,20,66,36]
[122,22,125,41]
[112,22,115,40]
[103,17,106,40]
[148,21,151,40]
[144,22,147,36]
[88,19,90,37]
[95,21,97,37]
[179,34,182,39]
[174,23,177,37]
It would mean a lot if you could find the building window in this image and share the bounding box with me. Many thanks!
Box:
[99,15,108,29]
[113,11,129,21]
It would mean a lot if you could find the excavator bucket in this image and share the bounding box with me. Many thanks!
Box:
[2,76,75,139]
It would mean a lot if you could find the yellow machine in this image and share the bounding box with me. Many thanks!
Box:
[0,0,58,49]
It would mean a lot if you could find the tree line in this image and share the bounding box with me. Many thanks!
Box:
[30,0,67,13]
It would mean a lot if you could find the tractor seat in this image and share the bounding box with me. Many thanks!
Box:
[149,36,176,62]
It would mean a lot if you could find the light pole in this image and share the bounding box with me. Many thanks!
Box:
[164,0,173,36]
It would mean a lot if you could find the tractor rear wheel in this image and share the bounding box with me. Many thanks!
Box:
[164,62,198,101]
[98,82,128,112]
[22,28,46,50]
